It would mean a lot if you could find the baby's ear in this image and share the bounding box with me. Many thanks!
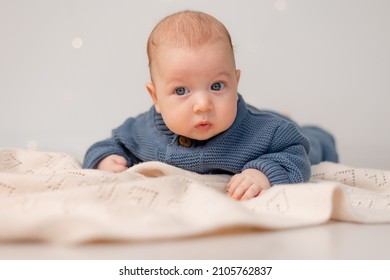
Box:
[235,69,241,83]
[146,83,161,112]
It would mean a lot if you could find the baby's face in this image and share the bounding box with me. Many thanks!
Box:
[147,41,240,140]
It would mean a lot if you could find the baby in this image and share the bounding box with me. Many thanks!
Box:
[83,11,338,200]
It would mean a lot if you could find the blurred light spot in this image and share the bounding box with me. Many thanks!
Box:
[72,37,83,49]
[275,0,287,11]
[27,140,38,150]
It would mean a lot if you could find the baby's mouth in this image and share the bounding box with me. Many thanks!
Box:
[196,121,212,131]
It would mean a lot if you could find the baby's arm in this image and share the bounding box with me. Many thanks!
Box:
[83,115,142,170]
[97,154,128,173]
[228,169,271,200]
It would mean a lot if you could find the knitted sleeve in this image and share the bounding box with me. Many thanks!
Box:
[243,122,311,185]
[82,117,140,169]
[82,138,133,169]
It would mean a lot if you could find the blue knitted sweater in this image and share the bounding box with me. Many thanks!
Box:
[83,95,319,185]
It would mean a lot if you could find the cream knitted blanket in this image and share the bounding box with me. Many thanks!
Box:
[0,148,389,244]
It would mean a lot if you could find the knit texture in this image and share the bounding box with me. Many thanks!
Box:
[83,95,337,185]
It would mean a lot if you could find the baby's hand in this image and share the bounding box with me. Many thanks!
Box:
[227,169,271,200]
[97,155,128,173]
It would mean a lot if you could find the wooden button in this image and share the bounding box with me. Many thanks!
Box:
[178,136,192,148]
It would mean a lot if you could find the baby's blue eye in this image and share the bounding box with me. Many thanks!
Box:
[175,87,190,95]
[211,82,225,91]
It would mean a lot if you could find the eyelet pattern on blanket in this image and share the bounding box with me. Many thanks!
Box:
[0,148,389,244]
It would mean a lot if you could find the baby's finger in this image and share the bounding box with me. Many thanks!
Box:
[241,185,261,200]
[112,163,128,173]
[227,175,244,196]
[112,155,127,166]
[230,179,252,200]
[230,186,247,200]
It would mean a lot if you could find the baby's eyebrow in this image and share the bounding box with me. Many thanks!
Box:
[213,71,233,78]
[165,76,187,85]
[164,69,233,85]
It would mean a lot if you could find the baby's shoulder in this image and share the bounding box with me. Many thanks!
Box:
[114,109,151,132]
[243,106,304,141]
[246,105,292,126]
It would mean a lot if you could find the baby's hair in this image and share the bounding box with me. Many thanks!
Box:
[147,10,234,71]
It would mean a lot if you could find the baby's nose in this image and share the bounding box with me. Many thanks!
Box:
[193,92,213,112]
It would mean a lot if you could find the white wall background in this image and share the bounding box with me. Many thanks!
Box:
[0,0,389,169]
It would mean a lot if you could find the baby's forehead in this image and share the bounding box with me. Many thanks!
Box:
[150,41,235,70]
[151,29,232,49]
[156,39,231,52]
[150,42,237,79]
